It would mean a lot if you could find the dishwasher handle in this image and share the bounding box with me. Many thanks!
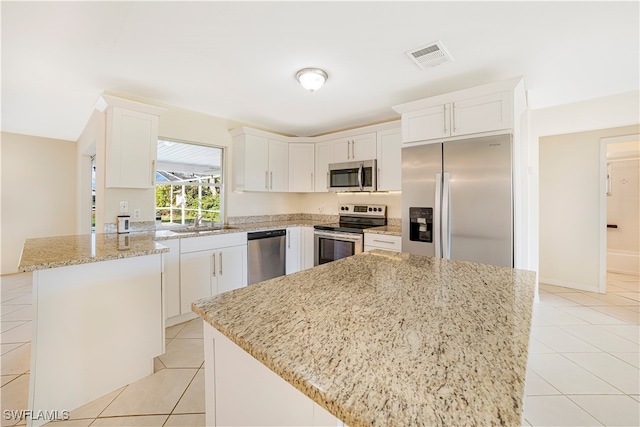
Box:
[247,229,287,240]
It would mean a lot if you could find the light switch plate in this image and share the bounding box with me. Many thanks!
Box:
[120,201,128,213]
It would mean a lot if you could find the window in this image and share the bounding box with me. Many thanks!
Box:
[155,139,224,226]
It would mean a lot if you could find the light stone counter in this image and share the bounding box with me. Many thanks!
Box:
[18,233,168,272]
[192,250,536,426]
[363,225,402,236]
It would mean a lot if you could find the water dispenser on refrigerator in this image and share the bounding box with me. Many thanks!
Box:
[409,207,433,243]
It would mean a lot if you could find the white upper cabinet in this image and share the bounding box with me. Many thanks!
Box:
[376,127,402,191]
[331,132,377,163]
[314,141,333,193]
[393,78,522,145]
[288,143,314,192]
[450,91,512,137]
[232,129,289,192]
[95,95,166,189]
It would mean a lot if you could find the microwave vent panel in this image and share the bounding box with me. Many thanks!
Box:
[406,40,453,69]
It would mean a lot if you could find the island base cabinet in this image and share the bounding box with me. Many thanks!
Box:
[28,255,164,427]
[203,322,342,427]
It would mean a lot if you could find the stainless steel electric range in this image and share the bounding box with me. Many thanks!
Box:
[313,204,386,266]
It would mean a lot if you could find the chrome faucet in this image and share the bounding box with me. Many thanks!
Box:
[194,214,204,227]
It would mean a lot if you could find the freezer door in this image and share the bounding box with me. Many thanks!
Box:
[443,134,513,267]
[401,143,442,257]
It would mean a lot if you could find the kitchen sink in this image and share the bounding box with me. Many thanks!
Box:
[171,225,239,233]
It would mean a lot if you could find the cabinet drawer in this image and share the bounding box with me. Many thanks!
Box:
[180,232,248,253]
[364,234,402,252]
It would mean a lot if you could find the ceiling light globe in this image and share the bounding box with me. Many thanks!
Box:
[296,68,328,92]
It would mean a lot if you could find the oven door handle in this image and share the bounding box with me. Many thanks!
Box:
[314,230,363,242]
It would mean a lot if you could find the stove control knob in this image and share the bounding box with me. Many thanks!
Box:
[345,206,349,211]
[368,207,372,212]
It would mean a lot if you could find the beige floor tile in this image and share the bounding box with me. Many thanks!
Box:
[1,374,19,387]
[611,352,640,369]
[1,294,32,306]
[598,324,640,343]
[174,319,203,339]
[0,307,32,322]
[531,326,601,353]
[1,343,31,376]
[0,292,31,305]
[91,415,168,426]
[68,386,126,420]
[555,292,611,307]
[527,353,621,395]
[537,293,579,306]
[524,370,561,396]
[165,322,188,339]
[0,322,31,344]
[153,357,166,373]
[523,395,603,426]
[1,321,29,334]
[157,338,204,369]
[532,307,589,326]
[173,368,205,414]
[100,368,197,417]
[164,413,206,426]
[563,352,640,394]
[607,284,634,293]
[569,395,640,427]
[618,292,640,302]
[560,325,639,352]
[0,274,32,292]
[539,284,581,294]
[589,292,640,307]
[1,343,25,356]
[592,306,640,325]
[527,337,556,354]
[0,305,27,317]
[0,375,30,426]
[556,306,627,325]
[42,419,93,426]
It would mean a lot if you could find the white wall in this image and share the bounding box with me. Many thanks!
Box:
[532,90,640,291]
[1,132,77,274]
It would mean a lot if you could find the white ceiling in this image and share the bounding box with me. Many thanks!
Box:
[2,1,638,142]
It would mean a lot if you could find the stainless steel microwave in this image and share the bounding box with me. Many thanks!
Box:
[328,159,377,192]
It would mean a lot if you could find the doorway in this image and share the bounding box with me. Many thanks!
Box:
[599,134,640,292]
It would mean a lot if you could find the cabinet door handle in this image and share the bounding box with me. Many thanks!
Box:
[311,172,314,190]
[378,167,381,189]
[270,171,273,189]
[347,141,350,159]
[219,252,222,276]
[151,160,156,186]
[452,103,456,132]
[373,239,395,245]
[443,105,447,134]
[351,140,355,159]
[265,171,268,189]
[287,230,290,248]
[326,172,329,190]
[212,253,216,277]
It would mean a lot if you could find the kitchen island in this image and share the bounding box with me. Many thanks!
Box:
[192,250,536,426]
[19,233,168,427]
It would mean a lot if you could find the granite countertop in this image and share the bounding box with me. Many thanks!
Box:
[364,225,402,236]
[192,250,536,426]
[19,233,169,272]
[153,219,329,240]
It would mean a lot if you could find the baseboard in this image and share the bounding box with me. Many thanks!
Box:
[165,311,197,328]
[538,277,599,293]
[607,251,640,276]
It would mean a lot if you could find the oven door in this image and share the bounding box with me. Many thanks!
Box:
[314,230,363,266]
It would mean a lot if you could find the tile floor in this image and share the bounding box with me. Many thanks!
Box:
[1,271,638,426]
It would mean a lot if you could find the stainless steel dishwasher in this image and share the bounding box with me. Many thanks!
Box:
[247,229,286,285]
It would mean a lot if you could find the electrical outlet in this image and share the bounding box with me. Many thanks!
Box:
[133,209,141,220]
[120,201,128,213]
[318,206,324,213]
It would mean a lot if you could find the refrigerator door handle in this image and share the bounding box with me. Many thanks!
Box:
[442,172,451,259]
[434,172,442,258]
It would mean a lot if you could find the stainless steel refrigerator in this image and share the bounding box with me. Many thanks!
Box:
[401,134,513,267]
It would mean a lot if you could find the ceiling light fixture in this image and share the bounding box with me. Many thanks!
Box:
[296,68,328,92]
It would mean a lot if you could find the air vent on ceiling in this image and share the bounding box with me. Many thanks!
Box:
[406,40,453,69]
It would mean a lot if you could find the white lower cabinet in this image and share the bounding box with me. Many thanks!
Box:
[160,239,181,319]
[285,227,301,275]
[204,322,341,427]
[301,226,315,270]
[179,233,247,315]
[364,234,402,253]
